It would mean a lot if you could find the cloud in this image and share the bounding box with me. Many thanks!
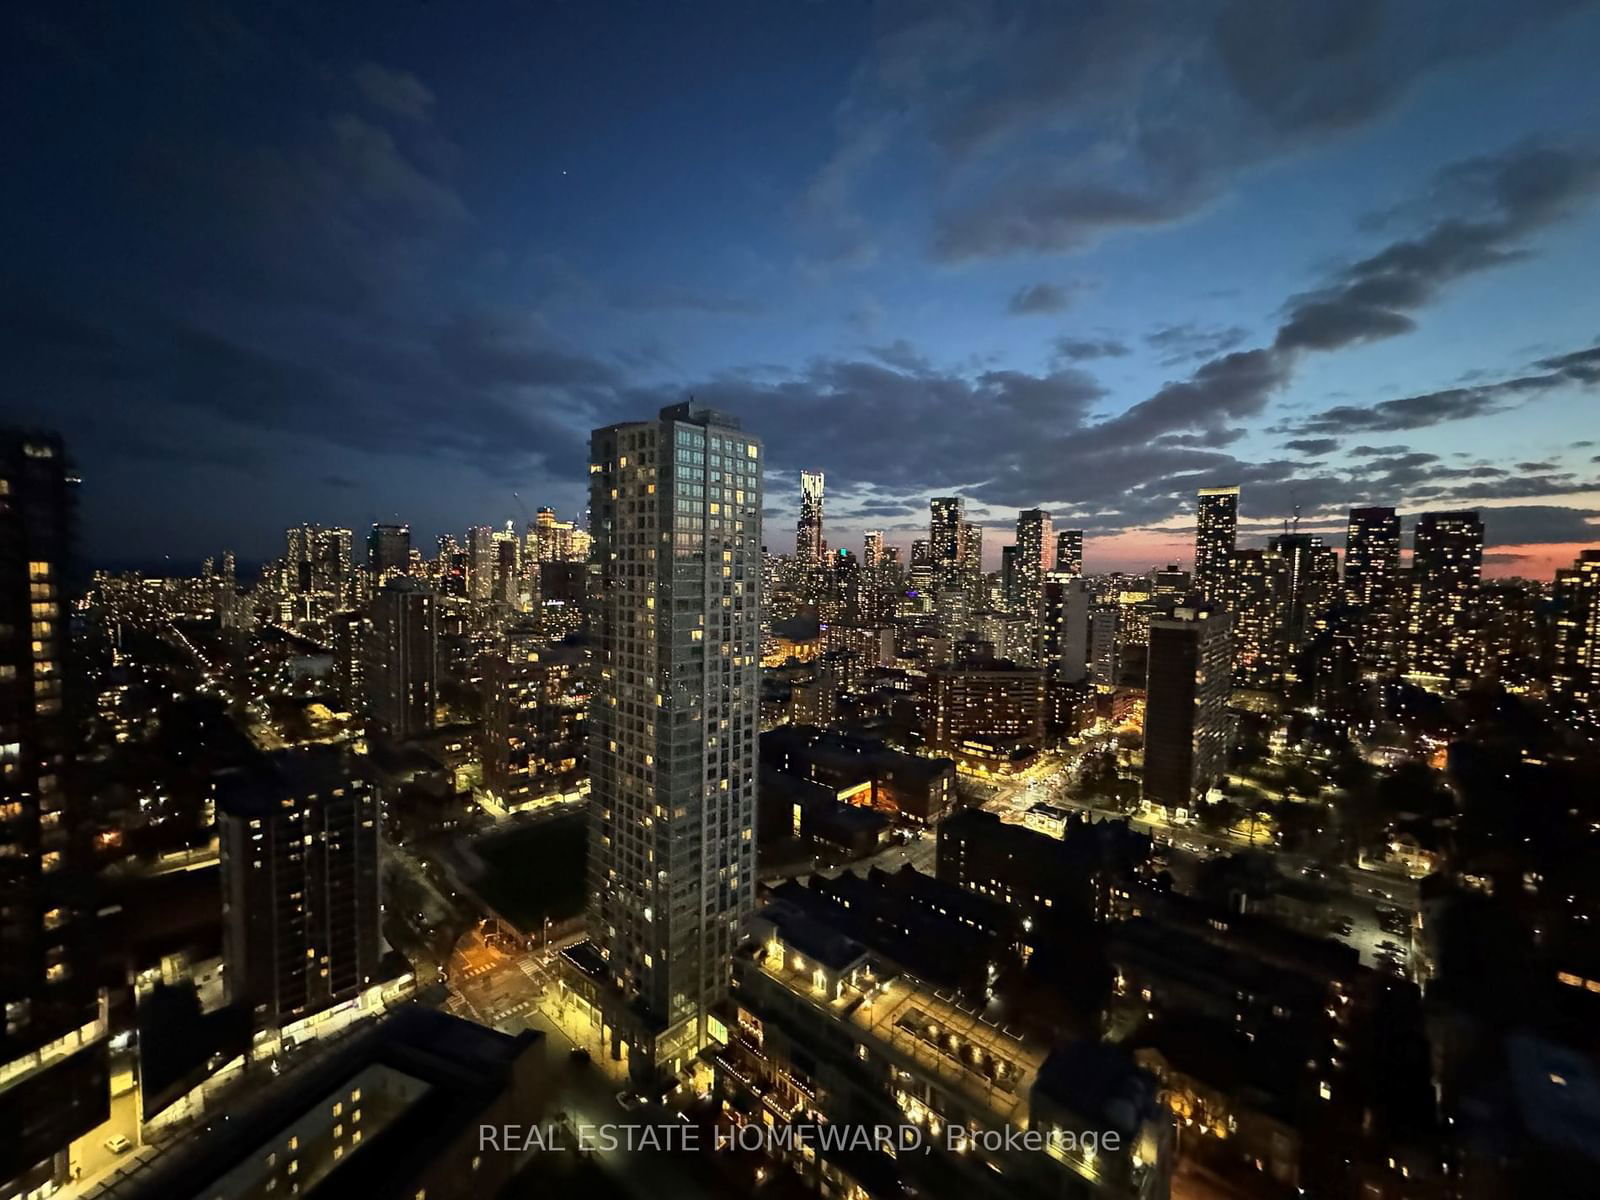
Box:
[1276,144,1600,352]
[1052,337,1130,362]
[1471,505,1600,546]
[817,0,1590,262]
[1282,339,1600,435]
[1145,323,1249,365]
[1282,437,1340,455]
[1007,282,1080,315]
[351,62,435,121]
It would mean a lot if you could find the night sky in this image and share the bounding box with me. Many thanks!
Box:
[6,0,1599,576]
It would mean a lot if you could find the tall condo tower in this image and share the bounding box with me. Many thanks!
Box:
[587,403,762,1084]
[1194,486,1240,606]
[796,469,824,567]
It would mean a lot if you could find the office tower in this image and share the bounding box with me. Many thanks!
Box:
[929,496,964,565]
[466,525,495,601]
[1043,575,1092,684]
[1000,544,1020,609]
[862,530,883,570]
[1014,508,1053,617]
[1143,607,1232,813]
[331,608,372,714]
[217,747,381,1033]
[367,523,410,579]
[1407,511,1484,676]
[0,433,109,1198]
[1229,549,1288,690]
[796,469,825,568]
[1194,486,1239,606]
[481,627,587,813]
[1267,531,1338,661]
[1552,551,1600,707]
[587,402,761,1082]
[286,524,355,608]
[1344,506,1402,670]
[1056,528,1084,577]
[366,579,438,738]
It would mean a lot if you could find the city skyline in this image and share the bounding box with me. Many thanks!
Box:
[4,1,1599,575]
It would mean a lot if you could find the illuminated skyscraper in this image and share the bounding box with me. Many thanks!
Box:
[286,523,355,610]
[1229,549,1287,690]
[929,497,964,565]
[587,402,761,1084]
[1194,486,1239,606]
[1056,529,1084,577]
[796,469,825,567]
[1406,511,1484,676]
[1344,506,1401,669]
[0,432,109,1198]
[1266,531,1338,663]
[366,579,438,738]
[217,747,381,1034]
[467,525,495,601]
[1014,508,1053,617]
[862,530,883,570]
[1553,550,1600,708]
[1143,607,1232,814]
[959,521,984,574]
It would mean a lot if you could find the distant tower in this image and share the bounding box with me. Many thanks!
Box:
[1407,511,1484,676]
[929,497,964,565]
[1194,486,1239,606]
[863,530,883,570]
[1056,529,1084,577]
[366,580,437,738]
[1344,507,1401,670]
[1014,508,1054,617]
[367,523,411,579]
[796,470,825,567]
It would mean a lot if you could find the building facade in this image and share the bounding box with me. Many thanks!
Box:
[1406,511,1484,677]
[1193,487,1239,608]
[1143,608,1232,814]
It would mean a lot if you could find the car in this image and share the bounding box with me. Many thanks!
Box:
[104,1135,133,1155]
[1332,918,1354,936]
[615,1091,642,1112]
[569,1047,591,1064]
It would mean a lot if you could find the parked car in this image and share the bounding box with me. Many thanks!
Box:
[104,1135,133,1155]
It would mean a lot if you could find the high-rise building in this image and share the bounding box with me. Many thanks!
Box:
[1043,575,1093,684]
[217,747,381,1033]
[482,627,588,813]
[286,524,355,609]
[796,470,825,567]
[366,579,437,738]
[0,432,109,1198]
[1344,506,1402,670]
[367,523,410,579]
[1090,603,1120,686]
[959,521,984,574]
[1014,508,1053,617]
[1143,607,1232,813]
[492,525,521,608]
[1407,511,1484,676]
[466,525,495,601]
[1056,529,1084,577]
[1553,550,1600,708]
[1267,531,1338,663]
[331,608,372,714]
[1194,486,1239,606]
[1229,549,1287,690]
[929,497,964,565]
[586,403,761,1083]
[862,530,883,570]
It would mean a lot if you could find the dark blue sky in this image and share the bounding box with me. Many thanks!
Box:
[6,0,1599,574]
